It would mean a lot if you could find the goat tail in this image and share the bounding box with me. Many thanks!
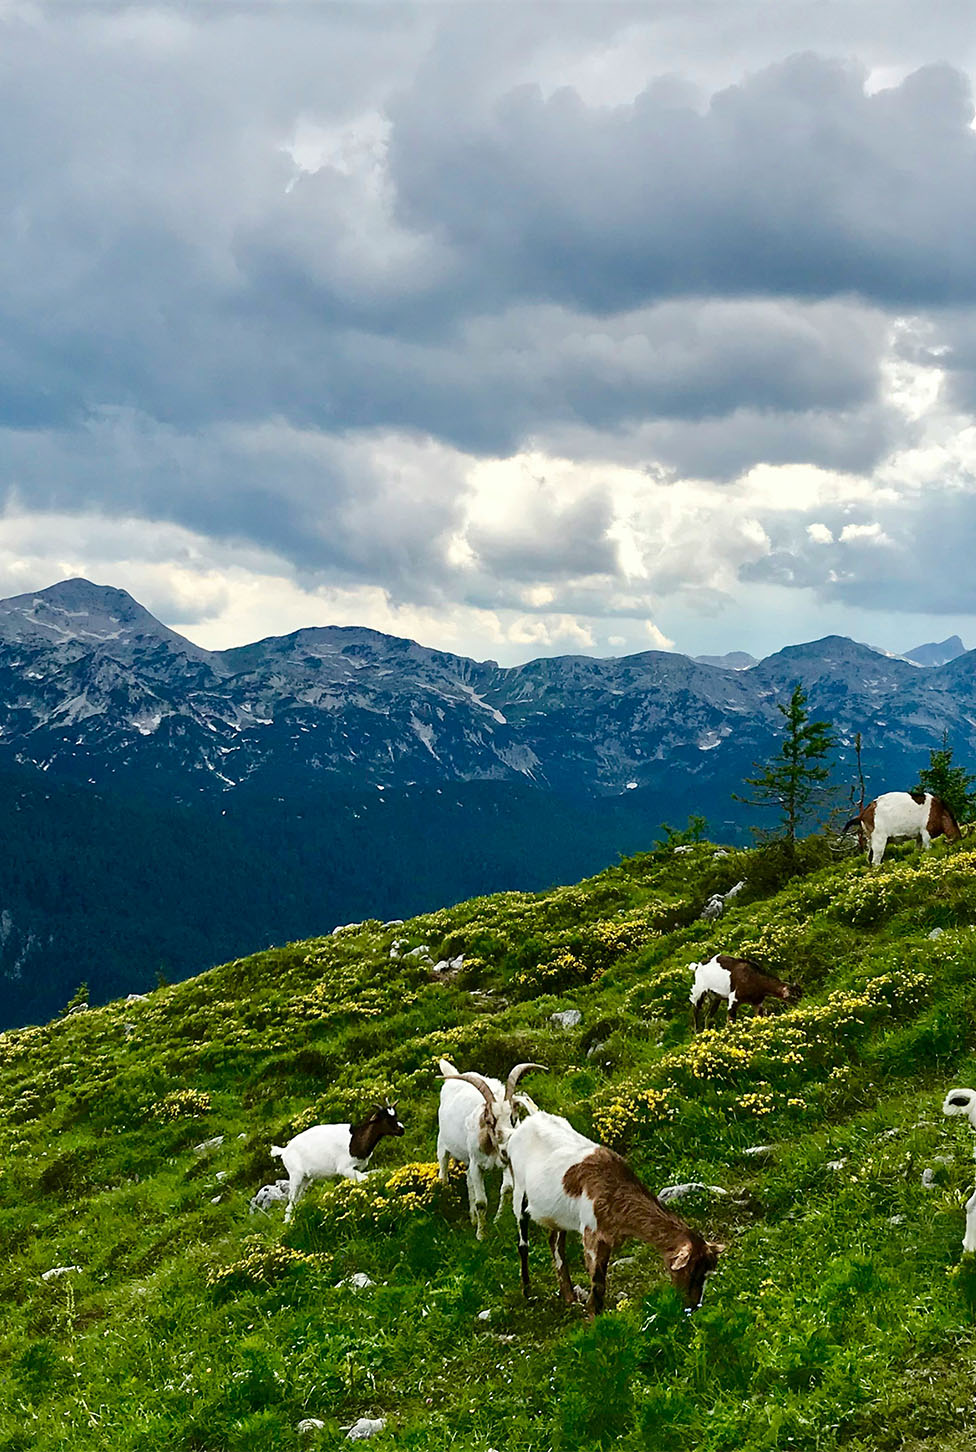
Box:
[438,1057,458,1077]
[270,1145,284,1160]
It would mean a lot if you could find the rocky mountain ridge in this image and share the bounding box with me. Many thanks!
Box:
[0,578,970,800]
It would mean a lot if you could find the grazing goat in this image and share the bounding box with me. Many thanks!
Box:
[689,954,802,1030]
[437,1059,544,1238]
[942,1087,976,1254]
[272,1102,404,1222]
[844,791,961,867]
[507,1110,723,1316]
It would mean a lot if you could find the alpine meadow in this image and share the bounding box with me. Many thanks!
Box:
[2,826,975,1451]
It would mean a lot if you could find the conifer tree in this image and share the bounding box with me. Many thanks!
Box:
[915,731,976,824]
[735,684,836,850]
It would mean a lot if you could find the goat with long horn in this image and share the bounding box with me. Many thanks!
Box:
[436,1059,545,1238]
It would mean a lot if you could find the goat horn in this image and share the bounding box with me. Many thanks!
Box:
[445,1071,498,1111]
[505,1063,547,1101]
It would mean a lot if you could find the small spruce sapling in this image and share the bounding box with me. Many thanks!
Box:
[734,683,836,856]
[61,981,89,1016]
[914,731,976,826]
[655,814,708,852]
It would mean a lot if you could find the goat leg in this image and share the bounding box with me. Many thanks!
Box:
[518,1196,532,1296]
[584,1237,611,1319]
[549,1230,576,1305]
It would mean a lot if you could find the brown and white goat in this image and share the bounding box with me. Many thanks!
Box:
[272,1102,405,1221]
[437,1060,544,1238]
[507,1110,723,1316]
[844,791,961,867]
[690,953,802,1030]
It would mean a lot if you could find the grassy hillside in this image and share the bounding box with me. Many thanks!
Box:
[2,835,976,1450]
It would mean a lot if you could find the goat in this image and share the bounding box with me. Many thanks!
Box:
[437,1059,544,1239]
[689,954,802,1030]
[271,1101,404,1222]
[507,1109,723,1317]
[942,1088,976,1253]
[844,791,961,867]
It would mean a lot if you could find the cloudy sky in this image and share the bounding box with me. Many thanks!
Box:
[4,1,976,663]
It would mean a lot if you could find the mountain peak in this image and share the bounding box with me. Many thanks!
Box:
[903,635,966,667]
[0,577,205,655]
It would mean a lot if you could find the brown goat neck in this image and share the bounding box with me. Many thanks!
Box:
[563,1147,702,1259]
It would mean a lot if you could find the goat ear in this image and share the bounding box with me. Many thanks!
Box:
[668,1245,692,1271]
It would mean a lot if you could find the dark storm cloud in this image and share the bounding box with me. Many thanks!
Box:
[1,2,976,626]
[389,53,976,314]
[0,10,935,451]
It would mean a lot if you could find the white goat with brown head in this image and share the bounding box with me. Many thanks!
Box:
[437,1058,544,1238]
[845,791,962,866]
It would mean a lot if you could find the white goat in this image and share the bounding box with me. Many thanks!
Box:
[942,1087,976,1254]
[507,1109,723,1317]
[437,1059,543,1239]
[271,1102,404,1222]
[845,791,962,867]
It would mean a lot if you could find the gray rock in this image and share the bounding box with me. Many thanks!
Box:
[477,1308,491,1321]
[700,879,746,921]
[658,1182,728,1204]
[383,919,404,928]
[125,992,148,1003]
[826,1158,847,1171]
[921,1167,938,1188]
[550,1009,582,1030]
[249,1179,290,1214]
[335,1272,375,1289]
[41,1265,82,1281]
[193,1135,224,1156]
[742,1144,774,1158]
[297,1419,327,1435]
[346,1417,386,1440]
[928,927,945,940]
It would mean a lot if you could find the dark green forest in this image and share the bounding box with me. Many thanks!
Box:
[0,769,709,1028]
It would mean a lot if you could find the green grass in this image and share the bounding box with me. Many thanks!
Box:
[1,835,975,1449]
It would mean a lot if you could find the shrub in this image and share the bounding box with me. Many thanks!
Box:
[553,1314,637,1449]
[151,1088,212,1121]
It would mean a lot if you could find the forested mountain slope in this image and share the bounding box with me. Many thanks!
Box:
[2,837,975,1451]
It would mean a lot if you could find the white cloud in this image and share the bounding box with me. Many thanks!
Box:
[838,522,892,545]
